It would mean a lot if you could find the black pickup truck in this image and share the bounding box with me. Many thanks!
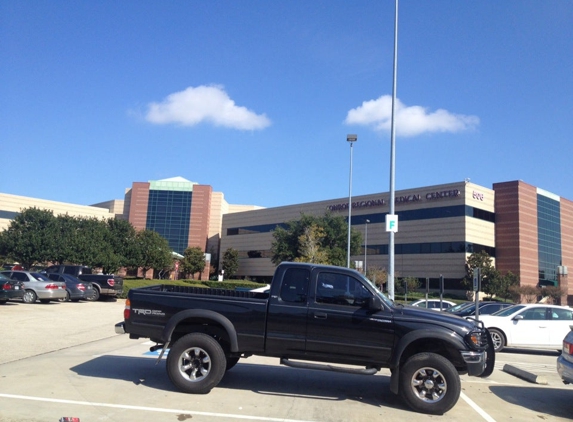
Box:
[44,265,123,301]
[115,262,494,414]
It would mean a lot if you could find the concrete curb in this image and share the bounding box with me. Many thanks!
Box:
[502,364,548,385]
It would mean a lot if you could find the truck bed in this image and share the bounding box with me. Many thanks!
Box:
[125,285,269,351]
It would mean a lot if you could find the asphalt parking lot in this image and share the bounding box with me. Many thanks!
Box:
[1,298,572,422]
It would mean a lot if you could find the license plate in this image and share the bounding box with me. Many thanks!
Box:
[14,286,19,290]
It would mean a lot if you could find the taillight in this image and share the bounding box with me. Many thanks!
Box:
[124,298,131,320]
[45,283,59,289]
[564,339,573,355]
[77,283,86,292]
[2,283,11,291]
[107,279,115,287]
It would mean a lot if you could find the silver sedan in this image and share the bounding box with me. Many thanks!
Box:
[0,270,67,303]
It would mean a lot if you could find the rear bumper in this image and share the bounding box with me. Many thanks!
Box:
[36,290,67,300]
[115,322,126,335]
[100,286,123,296]
[557,354,573,384]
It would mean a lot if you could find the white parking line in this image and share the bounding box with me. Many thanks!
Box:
[0,393,316,422]
[460,392,496,422]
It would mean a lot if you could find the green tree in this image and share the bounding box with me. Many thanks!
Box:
[294,224,329,264]
[399,276,421,295]
[489,270,519,301]
[271,213,361,267]
[51,214,80,265]
[463,251,498,296]
[133,230,172,278]
[181,246,206,279]
[0,207,58,268]
[366,266,387,290]
[105,218,138,272]
[222,248,239,278]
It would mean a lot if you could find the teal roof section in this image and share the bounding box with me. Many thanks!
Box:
[149,177,197,192]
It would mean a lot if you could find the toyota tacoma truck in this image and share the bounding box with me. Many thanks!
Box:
[115,262,494,414]
[44,265,123,301]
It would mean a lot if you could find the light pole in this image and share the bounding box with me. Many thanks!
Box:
[387,0,399,300]
[346,134,357,268]
[364,219,370,274]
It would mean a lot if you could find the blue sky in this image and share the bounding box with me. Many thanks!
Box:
[2,1,572,208]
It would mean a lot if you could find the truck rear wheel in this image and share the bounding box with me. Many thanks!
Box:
[166,333,226,394]
[399,352,460,415]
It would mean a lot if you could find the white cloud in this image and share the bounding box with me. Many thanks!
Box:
[345,95,479,137]
[145,85,271,130]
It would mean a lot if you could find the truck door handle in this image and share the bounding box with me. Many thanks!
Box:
[314,312,327,319]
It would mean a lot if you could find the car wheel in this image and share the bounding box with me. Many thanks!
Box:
[86,287,100,301]
[166,333,226,394]
[22,290,37,304]
[399,352,461,415]
[489,328,505,352]
[59,291,71,302]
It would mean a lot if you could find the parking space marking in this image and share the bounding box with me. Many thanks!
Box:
[460,392,496,422]
[0,393,316,422]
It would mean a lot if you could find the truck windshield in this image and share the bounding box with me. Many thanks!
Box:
[361,274,394,307]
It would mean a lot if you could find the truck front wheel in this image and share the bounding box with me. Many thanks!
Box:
[167,333,226,394]
[399,352,461,415]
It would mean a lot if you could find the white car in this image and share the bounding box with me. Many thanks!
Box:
[409,299,456,311]
[479,303,573,352]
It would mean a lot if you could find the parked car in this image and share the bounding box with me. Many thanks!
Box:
[0,273,25,304]
[409,298,456,311]
[2,263,25,271]
[0,270,67,303]
[557,327,573,384]
[45,273,93,302]
[446,301,514,318]
[44,265,123,301]
[479,303,573,352]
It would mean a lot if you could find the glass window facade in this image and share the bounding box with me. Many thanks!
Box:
[146,190,192,254]
[537,194,561,286]
[226,205,494,236]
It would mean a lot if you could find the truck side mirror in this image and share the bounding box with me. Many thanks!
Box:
[367,296,382,311]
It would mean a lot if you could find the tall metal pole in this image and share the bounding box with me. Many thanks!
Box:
[364,219,370,274]
[347,134,357,268]
[388,0,398,300]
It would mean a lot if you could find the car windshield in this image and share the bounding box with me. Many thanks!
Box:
[491,304,526,317]
[362,275,394,307]
[445,302,472,313]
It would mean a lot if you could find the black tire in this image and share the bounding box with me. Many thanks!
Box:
[226,357,240,371]
[86,287,100,301]
[59,291,71,302]
[489,328,505,352]
[166,333,226,394]
[22,290,37,304]
[399,352,461,415]
[0,299,7,305]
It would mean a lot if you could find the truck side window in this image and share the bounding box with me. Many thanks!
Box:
[280,268,310,303]
[316,272,371,306]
